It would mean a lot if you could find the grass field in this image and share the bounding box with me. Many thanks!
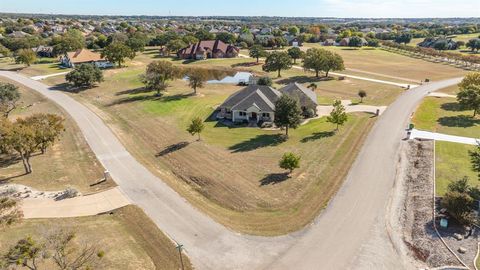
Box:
[0,78,110,193]
[0,205,192,270]
[21,45,460,235]
[412,95,478,196]
[303,45,467,81]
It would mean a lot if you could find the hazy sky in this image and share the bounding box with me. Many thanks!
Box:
[1,0,479,18]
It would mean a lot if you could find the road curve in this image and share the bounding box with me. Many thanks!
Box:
[0,71,462,269]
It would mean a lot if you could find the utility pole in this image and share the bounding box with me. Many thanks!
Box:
[176,243,185,270]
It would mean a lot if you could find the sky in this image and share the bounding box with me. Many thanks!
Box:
[1,0,479,18]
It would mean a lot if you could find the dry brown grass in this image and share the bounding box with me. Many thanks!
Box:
[0,78,111,193]
[0,205,191,270]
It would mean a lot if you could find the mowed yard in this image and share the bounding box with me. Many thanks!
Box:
[412,94,478,195]
[0,78,110,193]
[303,44,467,82]
[0,205,192,270]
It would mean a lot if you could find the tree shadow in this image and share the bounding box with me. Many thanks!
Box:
[231,62,261,68]
[437,115,479,128]
[259,172,290,186]
[300,131,335,143]
[229,134,285,153]
[0,154,21,168]
[155,141,190,157]
[0,172,28,182]
[277,75,333,85]
[440,102,463,112]
[115,87,153,96]
[49,83,95,93]
[108,92,194,106]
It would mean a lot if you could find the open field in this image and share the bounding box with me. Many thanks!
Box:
[412,95,478,195]
[0,205,192,270]
[34,54,381,235]
[0,78,110,193]
[303,44,467,81]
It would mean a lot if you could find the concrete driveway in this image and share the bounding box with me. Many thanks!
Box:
[0,71,462,270]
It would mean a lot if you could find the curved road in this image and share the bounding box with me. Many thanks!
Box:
[0,71,462,269]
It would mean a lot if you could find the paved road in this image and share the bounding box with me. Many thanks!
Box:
[0,71,462,270]
[410,129,480,145]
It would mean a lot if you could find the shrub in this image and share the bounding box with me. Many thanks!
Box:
[257,76,272,86]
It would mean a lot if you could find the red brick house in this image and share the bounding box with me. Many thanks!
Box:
[177,40,239,60]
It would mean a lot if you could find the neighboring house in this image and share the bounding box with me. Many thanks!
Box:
[323,39,335,46]
[217,83,318,125]
[60,49,113,68]
[287,37,303,47]
[32,46,55,58]
[177,40,239,60]
[339,38,350,47]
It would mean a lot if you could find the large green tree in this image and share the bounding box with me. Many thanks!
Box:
[0,82,20,118]
[262,51,292,78]
[287,47,303,64]
[65,64,104,88]
[184,68,209,95]
[142,60,182,96]
[15,48,36,67]
[274,95,302,137]
[52,29,85,55]
[101,42,135,67]
[303,48,344,77]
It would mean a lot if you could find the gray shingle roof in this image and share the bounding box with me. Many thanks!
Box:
[220,85,281,111]
[280,82,318,106]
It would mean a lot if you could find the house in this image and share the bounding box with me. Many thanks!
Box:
[216,83,318,125]
[60,49,112,68]
[177,40,239,60]
[339,38,350,46]
[32,46,55,58]
[323,39,335,46]
[287,37,303,47]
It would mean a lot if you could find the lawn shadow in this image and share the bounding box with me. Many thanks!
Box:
[229,134,285,153]
[108,92,194,106]
[259,172,290,186]
[231,62,261,68]
[155,141,190,157]
[300,131,335,143]
[440,102,463,112]
[437,115,479,128]
[115,87,153,96]
[277,75,333,85]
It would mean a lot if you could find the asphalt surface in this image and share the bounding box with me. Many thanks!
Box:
[0,71,462,270]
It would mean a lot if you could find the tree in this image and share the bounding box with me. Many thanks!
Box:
[15,48,37,67]
[358,90,367,103]
[466,38,480,53]
[303,48,344,77]
[52,29,85,55]
[182,35,199,46]
[287,47,303,64]
[274,95,302,137]
[279,152,300,174]
[2,237,45,270]
[0,82,20,118]
[327,100,348,131]
[194,29,215,41]
[459,72,480,90]
[262,51,292,78]
[0,197,23,227]
[65,64,104,88]
[101,42,135,67]
[0,43,11,57]
[288,26,300,36]
[348,36,363,47]
[249,45,266,63]
[142,60,182,96]
[216,32,236,44]
[470,143,480,180]
[257,76,272,86]
[457,85,480,117]
[126,32,148,52]
[395,32,412,45]
[185,68,209,95]
[442,179,477,226]
[165,39,186,56]
[308,83,317,91]
[187,117,205,141]
[46,229,105,270]
[27,113,65,154]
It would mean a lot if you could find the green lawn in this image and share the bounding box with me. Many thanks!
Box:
[435,141,477,196]
[413,96,479,196]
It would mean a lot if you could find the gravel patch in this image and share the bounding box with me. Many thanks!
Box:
[0,184,81,200]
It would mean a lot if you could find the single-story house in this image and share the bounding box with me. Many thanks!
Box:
[323,39,335,46]
[32,46,55,58]
[217,82,318,125]
[177,40,239,60]
[60,49,113,68]
[287,37,303,47]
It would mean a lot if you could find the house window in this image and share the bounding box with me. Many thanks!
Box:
[262,113,270,117]
[239,112,247,116]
